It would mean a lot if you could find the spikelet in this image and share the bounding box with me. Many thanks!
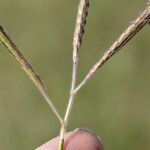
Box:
[73,0,90,49]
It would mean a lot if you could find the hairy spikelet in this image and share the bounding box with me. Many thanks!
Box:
[73,0,90,49]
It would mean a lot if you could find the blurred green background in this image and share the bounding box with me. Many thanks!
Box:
[0,0,150,149]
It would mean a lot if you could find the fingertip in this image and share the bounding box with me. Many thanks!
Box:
[64,128,104,150]
[36,128,104,150]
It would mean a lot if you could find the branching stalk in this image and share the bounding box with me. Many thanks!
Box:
[0,25,63,123]
[75,5,150,93]
[1,2,150,150]
[58,0,90,149]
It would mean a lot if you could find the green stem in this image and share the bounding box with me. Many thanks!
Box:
[58,139,64,150]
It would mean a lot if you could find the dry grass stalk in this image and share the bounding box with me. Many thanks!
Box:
[65,0,90,127]
[0,26,63,123]
[75,5,150,93]
[58,0,90,149]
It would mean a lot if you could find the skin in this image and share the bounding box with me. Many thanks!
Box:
[36,128,104,150]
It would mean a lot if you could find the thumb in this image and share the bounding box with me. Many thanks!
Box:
[36,128,104,150]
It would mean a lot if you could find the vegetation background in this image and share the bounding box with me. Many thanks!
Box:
[0,0,150,149]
